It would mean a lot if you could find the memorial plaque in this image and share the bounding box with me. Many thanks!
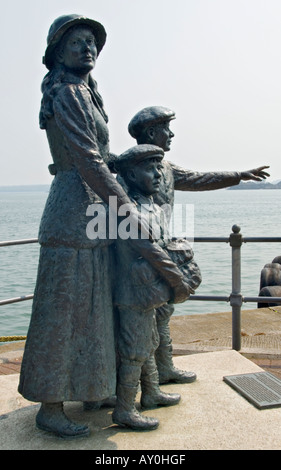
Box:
[223,372,281,409]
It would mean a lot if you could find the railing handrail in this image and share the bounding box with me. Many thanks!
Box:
[2,236,281,247]
[0,238,38,247]
[1,229,281,349]
[0,294,34,306]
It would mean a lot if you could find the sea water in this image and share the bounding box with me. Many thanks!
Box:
[1,188,281,336]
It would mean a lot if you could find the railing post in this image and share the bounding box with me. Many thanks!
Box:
[229,225,243,351]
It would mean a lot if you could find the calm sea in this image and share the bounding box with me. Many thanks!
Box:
[1,187,281,336]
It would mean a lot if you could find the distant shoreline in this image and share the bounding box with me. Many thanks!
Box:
[229,181,281,190]
[0,182,280,192]
[0,185,50,192]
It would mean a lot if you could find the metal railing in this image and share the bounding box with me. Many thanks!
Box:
[193,225,281,350]
[1,225,281,349]
[0,238,38,309]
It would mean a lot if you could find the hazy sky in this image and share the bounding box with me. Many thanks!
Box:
[0,0,280,186]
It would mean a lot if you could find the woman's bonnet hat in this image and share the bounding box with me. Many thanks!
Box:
[43,14,107,70]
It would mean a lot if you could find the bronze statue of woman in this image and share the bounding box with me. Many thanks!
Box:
[18,14,138,439]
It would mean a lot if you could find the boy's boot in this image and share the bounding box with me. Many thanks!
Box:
[112,362,159,431]
[140,355,181,409]
[155,305,197,384]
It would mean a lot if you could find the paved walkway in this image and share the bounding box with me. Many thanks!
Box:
[0,341,25,376]
[1,306,280,378]
[170,305,281,379]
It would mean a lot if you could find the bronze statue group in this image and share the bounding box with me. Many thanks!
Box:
[18,14,270,439]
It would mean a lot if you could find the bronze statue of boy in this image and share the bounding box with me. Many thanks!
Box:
[125,106,270,386]
[112,144,201,431]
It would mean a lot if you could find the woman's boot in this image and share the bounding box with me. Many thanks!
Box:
[141,355,181,409]
[112,362,159,431]
[36,402,90,439]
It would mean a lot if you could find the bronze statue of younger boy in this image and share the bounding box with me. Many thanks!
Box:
[112,144,201,431]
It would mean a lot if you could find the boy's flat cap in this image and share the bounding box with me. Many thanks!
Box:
[128,106,175,139]
[116,144,164,171]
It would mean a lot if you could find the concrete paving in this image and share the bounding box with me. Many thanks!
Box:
[1,350,281,450]
[1,306,281,450]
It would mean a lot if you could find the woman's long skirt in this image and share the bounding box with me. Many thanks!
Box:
[18,244,116,403]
